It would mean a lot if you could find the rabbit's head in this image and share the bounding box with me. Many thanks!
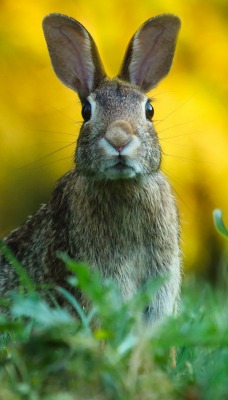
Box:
[43,14,180,181]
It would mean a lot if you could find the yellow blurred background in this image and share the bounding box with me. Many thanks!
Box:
[0,0,228,281]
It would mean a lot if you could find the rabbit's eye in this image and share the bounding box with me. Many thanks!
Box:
[145,101,154,121]
[81,101,92,122]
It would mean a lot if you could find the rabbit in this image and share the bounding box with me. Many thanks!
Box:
[0,13,181,322]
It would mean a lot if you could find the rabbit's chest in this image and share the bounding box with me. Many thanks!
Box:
[81,231,149,299]
[71,204,156,297]
[69,176,178,298]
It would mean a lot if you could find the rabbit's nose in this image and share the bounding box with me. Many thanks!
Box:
[104,120,133,152]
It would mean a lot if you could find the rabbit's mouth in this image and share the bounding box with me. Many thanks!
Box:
[103,160,140,180]
[113,161,127,171]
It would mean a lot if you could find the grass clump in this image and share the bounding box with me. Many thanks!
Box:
[0,211,228,399]
[1,261,228,399]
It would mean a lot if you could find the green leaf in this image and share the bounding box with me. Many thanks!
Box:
[57,287,91,332]
[213,209,228,239]
[11,294,73,327]
[0,240,35,292]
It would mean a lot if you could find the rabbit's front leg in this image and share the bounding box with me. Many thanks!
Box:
[143,273,180,323]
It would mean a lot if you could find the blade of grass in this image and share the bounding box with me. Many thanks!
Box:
[57,287,92,332]
[213,209,228,239]
[0,241,35,292]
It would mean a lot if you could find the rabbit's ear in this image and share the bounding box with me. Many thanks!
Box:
[118,15,181,93]
[42,14,106,101]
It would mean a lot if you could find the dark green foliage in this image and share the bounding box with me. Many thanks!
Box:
[1,248,228,399]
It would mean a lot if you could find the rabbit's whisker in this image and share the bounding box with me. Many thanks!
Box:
[19,142,75,169]
[31,128,77,137]
[163,152,213,164]
[48,105,80,124]
[24,156,74,171]
[158,122,194,134]
[161,167,191,211]
[154,96,196,127]
[160,130,202,140]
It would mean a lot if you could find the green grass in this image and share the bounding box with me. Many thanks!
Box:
[0,211,228,400]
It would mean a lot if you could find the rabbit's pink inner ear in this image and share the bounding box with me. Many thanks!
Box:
[118,15,181,93]
[129,26,168,88]
[42,14,106,100]
[57,26,95,97]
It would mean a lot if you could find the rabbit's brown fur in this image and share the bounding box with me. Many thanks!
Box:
[0,14,181,321]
